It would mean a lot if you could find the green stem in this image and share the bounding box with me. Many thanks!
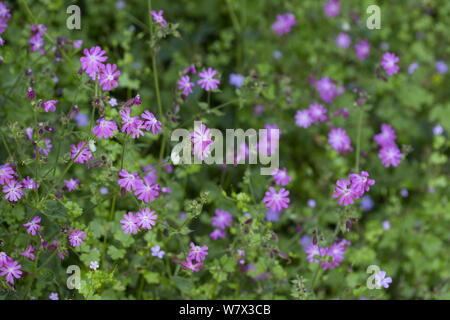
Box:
[101,195,116,264]
[355,107,364,173]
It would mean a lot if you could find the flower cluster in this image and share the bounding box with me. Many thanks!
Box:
[210,209,232,240]
[295,102,328,128]
[182,242,208,272]
[120,208,158,235]
[333,171,375,206]
[1,162,24,203]
[29,24,46,55]
[118,169,161,203]
[374,123,403,168]
[80,46,120,91]
[0,2,11,47]
[119,107,162,139]
[271,13,297,36]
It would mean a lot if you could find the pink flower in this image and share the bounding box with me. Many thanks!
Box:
[335,32,351,49]
[80,46,108,75]
[211,209,232,230]
[328,128,353,154]
[131,121,146,139]
[136,207,157,230]
[315,77,337,104]
[272,167,292,186]
[355,39,370,61]
[295,109,313,128]
[29,35,44,55]
[349,171,375,195]
[30,24,46,36]
[3,180,23,202]
[120,212,139,234]
[305,244,326,263]
[210,229,225,240]
[379,145,403,168]
[42,100,58,112]
[324,0,340,18]
[188,242,209,262]
[321,240,350,270]
[120,107,140,134]
[93,118,118,139]
[134,177,160,203]
[99,63,120,91]
[64,178,80,192]
[380,52,399,76]
[73,40,83,49]
[181,257,203,272]
[150,10,167,27]
[178,75,194,96]
[374,123,397,148]
[0,260,22,285]
[23,216,41,235]
[38,138,53,156]
[117,169,141,192]
[0,252,12,267]
[69,229,86,247]
[21,245,36,260]
[0,162,15,185]
[197,67,220,91]
[309,102,328,123]
[271,13,297,36]
[70,141,94,167]
[21,176,39,190]
[190,123,213,160]
[263,187,290,212]
[333,179,359,206]
[141,110,162,135]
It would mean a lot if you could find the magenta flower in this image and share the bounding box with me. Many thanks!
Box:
[349,171,375,195]
[182,257,203,272]
[70,141,94,167]
[321,240,350,270]
[355,39,370,61]
[120,212,139,234]
[38,138,52,156]
[0,162,15,185]
[380,52,399,76]
[374,123,397,147]
[64,178,80,192]
[118,169,141,192]
[69,229,86,247]
[99,63,120,91]
[150,10,167,27]
[0,260,22,285]
[21,176,39,190]
[211,209,232,230]
[73,40,83,49]
[295,109,313,128]
[315,77,337,104]
[23,216,41,236]
[131,122,146,139]
[197,67,220,91]
[136,207,157,230]
[93,118,118,139]
[188,242,208,262]
[120,107,140,134]
[309,102,328,123]
[30,24,46,36]
[20,245,36,261]
[190,123,213,160]
[80,46,108,75]
[3,180,23,202]
[141,110,162,135]
[335,32,351,49]
[333,179,359,206]
[271,13,297,36]
[209,228,225,240]
[134,177,160,203]
[324,0,340,18]
[42,100,58,112]
[379,145,403,168]
[0,252,12,267]
[263,187,290,212]
[305,244,326,263]
[29,35,44,55]
[178,75,194,96]
[272,167,292,186]
[328,128,353,154]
